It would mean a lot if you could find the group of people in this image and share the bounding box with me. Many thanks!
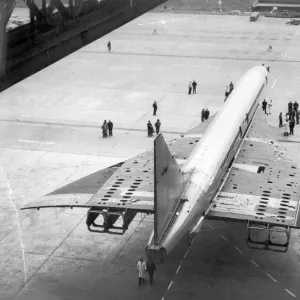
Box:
[147,119,161,137]
[278,101,300,136]
[224,81,234,102]
[262,98,273,115]
[201,108,210,122]
[137,257,157,285]
[147,101,161,137]
[188,80,198,94]
[101,120,113,138]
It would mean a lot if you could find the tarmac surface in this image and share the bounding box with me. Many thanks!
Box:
[1,11,300,300]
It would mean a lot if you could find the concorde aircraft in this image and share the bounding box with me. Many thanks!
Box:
[23,66,300,262]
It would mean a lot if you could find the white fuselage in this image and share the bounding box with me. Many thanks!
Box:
[148,66,268,258]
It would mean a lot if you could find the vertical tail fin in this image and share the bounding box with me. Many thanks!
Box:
[154,134,182,244]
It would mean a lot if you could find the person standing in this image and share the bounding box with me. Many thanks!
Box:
[137,257,147,285]
[102,120,108,138]
[147,121,154,137]
[293,101,299,112]
[146,259,157,285]
[204,109,210,120]
[296,110,300,125]
[108,120,113,136]
[229,81,234,93]
[288,101,293,115]
[289,119,295,135]
[279,112,283,128]
[107,41,111,52]
[155,119,161,135]
[292,109,296,123]
[153,101,158,116]
[192,80,197,94]
[188,82,192,95]
[262,99,267,115]
[284,117,289,136]
[224,85,229,101]
[267,100,273,115]
[201,109,205,122]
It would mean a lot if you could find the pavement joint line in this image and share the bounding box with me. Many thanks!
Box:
[0,145,129,159]
[207,224,214,229]
[250,260,259,267]
[191,236,196,245]
[184,250,189,258]
[281,30,299,62]
[220,234,228,241]
[167,281,173,290]
[266,273,277,282]
[271,78,277,88]
[14,213,86,297]
[0,151,49,242]
[285,289,296,298]
[234,246,243,254]
[282,52,287,61]
[176,265,181,274]
[1,167,28,292]
[108,214,147,271]
[0,119,183,135]
[79,50,300,63]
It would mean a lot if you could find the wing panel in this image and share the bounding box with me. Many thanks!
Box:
[207,110,300,228]
[22,166,118,209]
[88,151,155,211]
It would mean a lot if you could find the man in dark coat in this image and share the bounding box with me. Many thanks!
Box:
[107,41,111,52]
[224,85,229,101]
[188,82,192,95]
[192,80,197,94]
[102,120,108,138]
[201,109,205,122]
[293,101,299,112]
[262,99,267,115]
[155,119,161,135]
[146,259,157,285]
[147,121,154,137]
[279,112,283,128]
[204,109,210,120]
[288,101,293,115]
[291,109,296,123]
[289,119,295,135]
[229,82,234,93]
[206,109,210,119]
[153,101,158,116]
[296,110,300,125]
[108,120,113,136]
